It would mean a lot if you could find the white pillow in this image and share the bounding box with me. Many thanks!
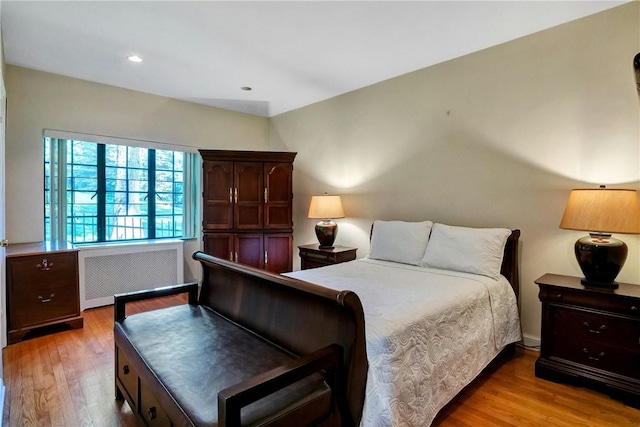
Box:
[421,223,511,279]
[369,220,433,265]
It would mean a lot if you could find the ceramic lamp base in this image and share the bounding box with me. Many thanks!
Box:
[315,219,338,249]
[575,234,627,288]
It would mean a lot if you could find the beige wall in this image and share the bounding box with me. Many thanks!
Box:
[5,66,269,279]
[270,3,640,343]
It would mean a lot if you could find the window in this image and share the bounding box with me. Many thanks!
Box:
[45,135,198,244]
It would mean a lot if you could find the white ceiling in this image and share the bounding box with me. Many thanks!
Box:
[1,1,626,117]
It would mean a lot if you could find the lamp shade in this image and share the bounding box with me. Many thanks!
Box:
[559,188,640,234]
[560,187,640,287]
[308,195,345,219]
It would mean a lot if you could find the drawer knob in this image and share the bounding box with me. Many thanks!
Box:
[582,347,605,361]
[632,306,638,312]
[556,293,563,300]
[147,406,157,421]
[122,365,130,375]
[36,258,53,271]
[38,294,55,303]
[583,322,606,334]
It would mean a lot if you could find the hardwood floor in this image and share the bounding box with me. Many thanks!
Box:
[2,296,639,426]
[432,350,640,427]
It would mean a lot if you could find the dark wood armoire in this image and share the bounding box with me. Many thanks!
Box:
[199,150,296,273]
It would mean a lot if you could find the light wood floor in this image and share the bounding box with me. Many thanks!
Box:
[2,296,640,427]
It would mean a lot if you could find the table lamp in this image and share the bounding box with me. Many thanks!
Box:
[308,194,345,249]
[559,186,640,287]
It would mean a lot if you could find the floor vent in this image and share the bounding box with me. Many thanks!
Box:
[79,241,184,310]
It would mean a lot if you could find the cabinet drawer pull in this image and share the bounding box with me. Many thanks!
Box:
[556,293,563,300]
[229,188,233,204]
[583,321,606,334]
[122,365,130,375]
[38,294,55,303]
[632,306,638,313]
[147,406,157,421]
[582,347,605,361]
[36,259,53,271]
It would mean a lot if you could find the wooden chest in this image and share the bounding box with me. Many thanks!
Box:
[6,241,83,343]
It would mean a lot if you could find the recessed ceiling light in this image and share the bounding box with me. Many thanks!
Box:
[240,86,252,91]
[128,55,142,63]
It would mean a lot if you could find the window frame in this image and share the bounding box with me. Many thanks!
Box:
[44,130,199,245]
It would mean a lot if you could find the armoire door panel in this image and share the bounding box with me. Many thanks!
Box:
[264,162,293,229]
[235,162,263,229]
[203,234,234,261]
[264,234,292,274]
[203,161,234,230]
[235,234,263,269]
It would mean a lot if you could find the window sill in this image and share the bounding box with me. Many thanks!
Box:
[73,238,189,251]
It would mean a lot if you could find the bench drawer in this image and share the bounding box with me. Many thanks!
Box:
[117,348,139,410]
[140,384,171,427]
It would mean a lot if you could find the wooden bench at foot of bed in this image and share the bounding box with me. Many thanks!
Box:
[114,251,368,427]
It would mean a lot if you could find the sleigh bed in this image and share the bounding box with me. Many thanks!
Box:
[114,221,520,426]
[285,221,522,426]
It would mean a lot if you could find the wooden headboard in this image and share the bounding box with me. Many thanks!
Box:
[501,229,521,300]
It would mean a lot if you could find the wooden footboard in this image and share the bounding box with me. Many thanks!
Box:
[193,251,369,427]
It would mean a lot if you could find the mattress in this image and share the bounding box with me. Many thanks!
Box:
[285,257,521,426]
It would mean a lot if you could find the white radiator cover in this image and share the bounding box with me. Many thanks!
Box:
[79,240,184,310]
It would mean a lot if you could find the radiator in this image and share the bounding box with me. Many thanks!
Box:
[78,240,184,310]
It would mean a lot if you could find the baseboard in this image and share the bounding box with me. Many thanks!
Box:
[518,333,541,351]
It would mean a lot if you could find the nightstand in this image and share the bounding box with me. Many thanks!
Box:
[535,273,640,408]
[298,244,357,270]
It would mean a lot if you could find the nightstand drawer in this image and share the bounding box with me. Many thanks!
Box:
[539,284,640,318]
[553,307,640,349]
[551,307,640,378]
[301,258,330,270]
[553,336,640,379]
[301,250,336,262]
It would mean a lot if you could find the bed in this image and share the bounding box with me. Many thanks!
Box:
[285,221,522,426]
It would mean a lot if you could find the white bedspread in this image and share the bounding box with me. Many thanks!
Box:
[285,258,521,427]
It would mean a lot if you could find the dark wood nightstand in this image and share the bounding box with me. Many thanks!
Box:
[298,244,357,270]
[535,273,640,408]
